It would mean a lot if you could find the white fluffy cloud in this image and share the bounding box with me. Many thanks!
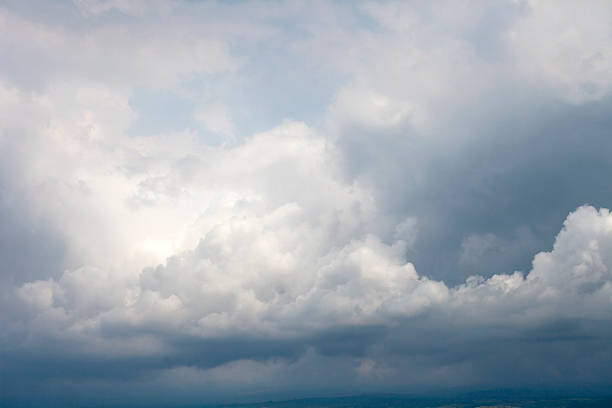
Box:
[12,116,420,337]
[15,180,612,353]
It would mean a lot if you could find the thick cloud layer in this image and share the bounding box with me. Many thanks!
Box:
[2,0,612,406]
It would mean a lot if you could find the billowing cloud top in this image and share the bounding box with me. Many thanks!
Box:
[2,0,612,406]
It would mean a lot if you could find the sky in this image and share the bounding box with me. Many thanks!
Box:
[2,0,612,406]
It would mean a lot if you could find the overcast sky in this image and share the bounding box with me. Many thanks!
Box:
[2,0,612,406]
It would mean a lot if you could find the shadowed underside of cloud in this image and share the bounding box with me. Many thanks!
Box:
[2,0,612,406]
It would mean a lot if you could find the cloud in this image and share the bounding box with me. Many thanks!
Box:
[508,0,612,104]
[310,0,612,283]
[72,0,173,17]
[7,195,612,402]
[0,4,239,91]
[3,67,612,380]
[2,0,612,405]
[194,104,236,142]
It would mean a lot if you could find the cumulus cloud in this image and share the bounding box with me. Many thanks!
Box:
[2,0,612,405]
[8,195,612,401]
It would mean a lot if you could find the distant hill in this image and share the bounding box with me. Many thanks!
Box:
[209,394,612,408]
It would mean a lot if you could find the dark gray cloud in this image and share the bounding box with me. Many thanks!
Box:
[339,95,612,284]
